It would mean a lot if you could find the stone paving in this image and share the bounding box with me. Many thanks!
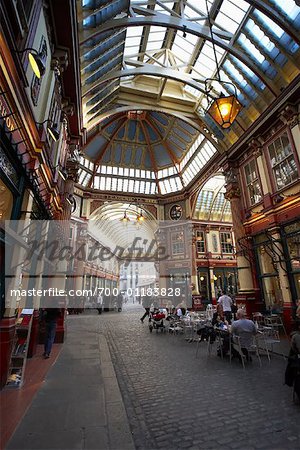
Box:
[104,304,300,450]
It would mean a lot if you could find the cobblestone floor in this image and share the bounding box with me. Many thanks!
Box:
[102,304,300,450]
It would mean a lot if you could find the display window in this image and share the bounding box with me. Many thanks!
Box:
[0,178,14,220]
[283,221,300,301]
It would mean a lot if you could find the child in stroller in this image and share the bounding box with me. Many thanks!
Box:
[149,308,167,333]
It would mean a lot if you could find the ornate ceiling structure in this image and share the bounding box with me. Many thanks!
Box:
[77,0,300,196]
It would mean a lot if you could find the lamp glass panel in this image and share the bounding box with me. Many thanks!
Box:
[28,52,42,78]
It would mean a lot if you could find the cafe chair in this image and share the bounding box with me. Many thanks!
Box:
[264,315,288,338]
[230,334,262,369]
[257,328,281,362]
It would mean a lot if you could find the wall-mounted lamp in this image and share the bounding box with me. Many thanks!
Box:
[65,193,74,206]
[15,48,46,79]
[57,167,68,181]
[37,119,60,142]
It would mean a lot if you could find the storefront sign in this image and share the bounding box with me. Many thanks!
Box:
[0,88,26,151]
[0,94,17,132]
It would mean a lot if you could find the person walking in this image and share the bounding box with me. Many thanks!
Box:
[217,291,233,323]
[43,308,62,359]
[140,293,152,323]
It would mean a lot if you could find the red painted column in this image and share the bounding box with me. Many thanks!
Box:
[0,317,16,389]
[224,166,260,317]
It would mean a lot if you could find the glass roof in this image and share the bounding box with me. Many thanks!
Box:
[77,0,300,195]
[194,175,232,222]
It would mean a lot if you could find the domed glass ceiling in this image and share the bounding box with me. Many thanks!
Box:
[77,0,300,195]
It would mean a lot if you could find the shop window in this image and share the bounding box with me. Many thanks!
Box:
[267,131,298,190]
[220,232,233,254]
[171,231,184,255]
[244,159,262,205]
[195,230,205,254]
[0,179,14,220]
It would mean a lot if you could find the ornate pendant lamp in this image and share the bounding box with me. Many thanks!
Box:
[204,0,242,128]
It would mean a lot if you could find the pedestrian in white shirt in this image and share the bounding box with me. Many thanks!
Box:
[217,291,233,323]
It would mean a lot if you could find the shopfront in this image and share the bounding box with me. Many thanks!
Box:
[282,220,300,317]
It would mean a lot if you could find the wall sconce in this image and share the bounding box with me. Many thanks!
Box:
[37,119,60,141]
[15,48,46,79]
[58,167,68,181]
[200,276,204,281]
[65,193,74,205]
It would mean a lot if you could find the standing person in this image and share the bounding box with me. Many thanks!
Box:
[96,294,103,315]
[116,292,123,312]
[43,308,62,359]
[217,291,233,323]
[140,293,151,323]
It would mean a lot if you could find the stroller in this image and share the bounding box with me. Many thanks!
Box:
[149,309,166,333]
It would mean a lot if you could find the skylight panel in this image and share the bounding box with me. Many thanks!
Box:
[146,42,162,52]
[126,27,144,38]
[100,178,106,190]
[254,11,284,39]
[172,43,189,64]
[216,0,248,33]
[215,11,240,35]
[270,0,300,20]
[173,34,195,56]
[123,179,129,191]
[128,179,134,191]
[245,19,275,53]
[238,33,265,64]
[188,0,212,14]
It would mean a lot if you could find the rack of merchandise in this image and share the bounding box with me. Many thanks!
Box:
[6,309,34,388]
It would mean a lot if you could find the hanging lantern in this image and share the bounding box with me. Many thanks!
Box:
[204,0,242,128]
[207,93,242,129]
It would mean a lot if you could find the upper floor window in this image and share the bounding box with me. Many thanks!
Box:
[220,232,233,254]
[171,231,184,255]
[267,131,298,190]
[244,159,262,205]
[195,230,205,254]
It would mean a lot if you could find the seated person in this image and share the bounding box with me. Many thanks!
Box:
[230,309,257,361]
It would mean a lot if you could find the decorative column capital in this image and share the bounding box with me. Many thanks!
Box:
[248,137,264,157]
[279,104,300,127]
[224,186,241,200]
